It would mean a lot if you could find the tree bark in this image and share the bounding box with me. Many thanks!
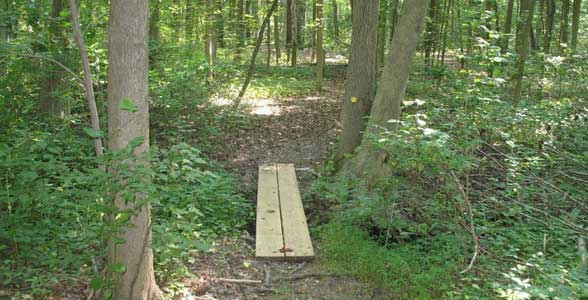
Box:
[235,0,246,61]
[286,0,294,60]
[513,0,534,104]
[336,0,380,165]
[535,0,544,51]
[39,0,66,117]
[544,0,555,52]
[237,0,280,102]
[571,0,582,50]
[108,0,162,299]
[349,0,430,183]
[331,0,339,39]
[296,0,305,48]
[290,0,298,65]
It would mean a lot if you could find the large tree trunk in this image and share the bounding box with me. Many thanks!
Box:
[571,0,582,50]
[39,0,66,117]
[336,0,380,165]
[544,0,555,52]
[286,0,294,60]
[513,0,534,104]
[296,0,305,48]
[535,0,544,51]
[290,0,298,65]
[331,0,339,39]
[350,0,430,183]
[500,0,515,54]
[108,0,161,299]
[235,0,246,61]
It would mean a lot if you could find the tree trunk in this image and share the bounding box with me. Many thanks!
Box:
[571,0,582,50]
[513,0,534,104]
[535,0,544,51]
[108,0,161,299]
[274,1,281,64]
[267,0,272,67]
[39,0,66,117]
[350,0,430,183]
[561,0,570,48]
[315,0,324,88]
[286,0,294,60]
[500,0,515,54]
[237,0,280,101]
[336,0,380,165]
[290,0,298,65]
[331,0,339,39]
[423,0,437,66]
[70,0,104,158]
[544,0,555,52]
[296,0,305,48]
[235,0,246,61]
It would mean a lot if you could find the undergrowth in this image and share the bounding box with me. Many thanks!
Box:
[313,54,588,300]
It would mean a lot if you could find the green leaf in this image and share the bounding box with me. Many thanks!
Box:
[108,263,127,274]
[129,136,146,149]
[120,98,138,112]
[90,276,104,290]
[83,127,104,138]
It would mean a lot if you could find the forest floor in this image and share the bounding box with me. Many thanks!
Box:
[180,76,386,300]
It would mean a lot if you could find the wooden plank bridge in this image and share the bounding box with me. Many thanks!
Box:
[255,163,314,261]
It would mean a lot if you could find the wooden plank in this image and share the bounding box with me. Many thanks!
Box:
[255,164,285,260]
[276,164,315,261]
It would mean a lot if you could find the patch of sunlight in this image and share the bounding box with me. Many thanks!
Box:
[248,98,283,116]
[210,96,282,116]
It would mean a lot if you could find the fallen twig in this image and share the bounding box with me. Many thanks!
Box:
[218,278,262,285]
[451,171,479,274]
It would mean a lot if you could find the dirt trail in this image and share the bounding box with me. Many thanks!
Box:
[212,80,342,190]
[184,78,386,300]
